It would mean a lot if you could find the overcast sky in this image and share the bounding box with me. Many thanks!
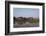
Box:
[13,8,39,18]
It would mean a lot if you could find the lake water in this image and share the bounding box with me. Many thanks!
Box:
[14,22,39,28]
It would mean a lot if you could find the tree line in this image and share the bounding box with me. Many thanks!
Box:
[13,17,39,24]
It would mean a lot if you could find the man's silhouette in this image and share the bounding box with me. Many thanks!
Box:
[13,17,15,24]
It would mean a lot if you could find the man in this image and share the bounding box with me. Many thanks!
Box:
[13,17,15,24]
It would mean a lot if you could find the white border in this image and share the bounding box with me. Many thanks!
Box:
[10,4,43,32]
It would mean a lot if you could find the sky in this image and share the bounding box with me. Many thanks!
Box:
[13,8,39,18]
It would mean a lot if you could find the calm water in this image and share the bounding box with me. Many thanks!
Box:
[14,22,39,28]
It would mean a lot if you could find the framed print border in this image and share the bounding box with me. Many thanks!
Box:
[5,1,45,35]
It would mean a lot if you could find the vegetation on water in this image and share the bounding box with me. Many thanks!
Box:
[13,17,39,24]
